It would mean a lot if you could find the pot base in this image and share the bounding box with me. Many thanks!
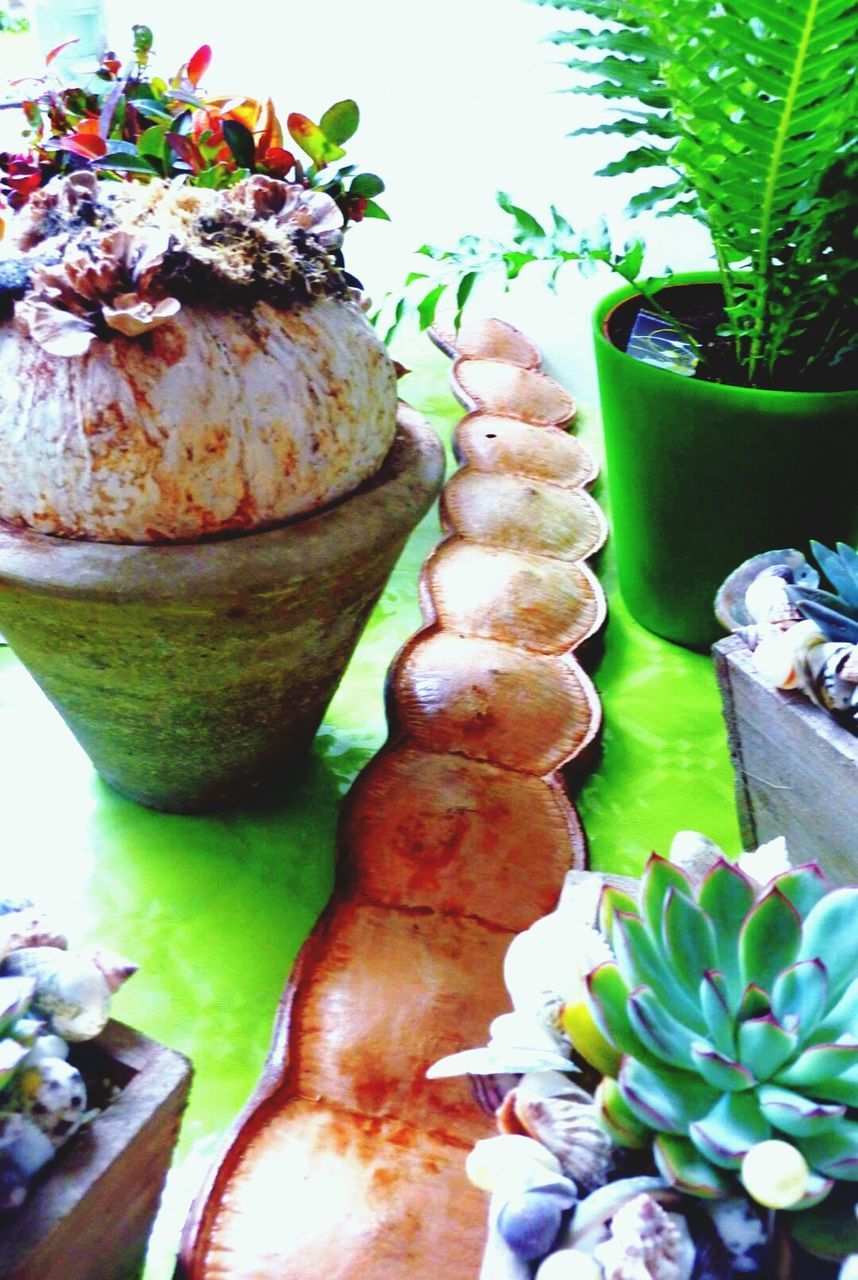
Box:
[0,407,444,812]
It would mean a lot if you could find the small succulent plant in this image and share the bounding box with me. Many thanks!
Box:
[587,854,858,1225]
[788,542,858,647]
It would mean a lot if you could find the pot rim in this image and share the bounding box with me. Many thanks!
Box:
[593,270,858,400]
[0,404,444,602]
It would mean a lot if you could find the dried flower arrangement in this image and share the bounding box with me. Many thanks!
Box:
[429,834,858,1277]
[716,544,858,737]
[0,897,136,1211]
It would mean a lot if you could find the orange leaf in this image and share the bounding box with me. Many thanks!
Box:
[61,133,108,159]
[76,118,102,136]
[255,97,283,157]
[187,45,212,89]
[46,37,79,67]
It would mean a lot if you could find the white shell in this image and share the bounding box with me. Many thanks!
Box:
[0,297,396,542]
[512,1091,614,1190]
[0,909,67,959]
[668,831,725,884]
[3,947,111,1040]
[593,1194,695,1280]
[17,1056,88,1147]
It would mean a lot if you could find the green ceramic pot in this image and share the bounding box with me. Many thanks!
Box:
[0,408,444,813]
[593,272,858,648]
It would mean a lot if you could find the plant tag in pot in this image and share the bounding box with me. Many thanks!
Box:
[626,308,699,377]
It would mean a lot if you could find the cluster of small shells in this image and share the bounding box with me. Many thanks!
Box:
[8,171,348,357]
[0,897,136,1210]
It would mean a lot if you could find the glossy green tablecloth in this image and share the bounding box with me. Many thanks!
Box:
[0,335,740,1277]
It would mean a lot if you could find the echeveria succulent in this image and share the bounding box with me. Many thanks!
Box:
[788,541,858,646]
[587,854,858,1217]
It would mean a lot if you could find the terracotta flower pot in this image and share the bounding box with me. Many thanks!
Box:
[0,407,444,812]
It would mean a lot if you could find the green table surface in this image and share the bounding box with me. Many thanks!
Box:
[0,332,740,1277]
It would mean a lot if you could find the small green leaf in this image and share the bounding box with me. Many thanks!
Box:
[690,1092,770,1169]
[814,976,858,1043]
[350,172,384,198]
[640,853,692,940]
[595,1076,653,1149]
[663,888,717,994]
[737,1017,798,1080]
[454,272,477,331]
[319,99,359,145]
[628,987,695,1069]
[739,888,801,996]
[691,1041,756,1092]
[599,885,638,942]
[772,960,829,1038]
[137,124,167,164]
[496,190,545,239]
[700,971,735,1058]
[807,1064,858,1108]
[775,1043,858,1090]
[771,864,830,920]
[620,1057,717,1134]
[287,112,346,168]
[96,152,160,174]
[222,119,256,171]
[128,98,175,124]
[759,1085,846,1138]
[416,284,446,332]
[653,1133,732,1198]
[698,860,755,1005]
[361,198,390,221]
[798,1119,858,1181]
[585,963,644,1059]
[798,888,858,1005]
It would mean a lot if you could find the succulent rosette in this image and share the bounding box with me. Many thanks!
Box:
[587,855,858,1225]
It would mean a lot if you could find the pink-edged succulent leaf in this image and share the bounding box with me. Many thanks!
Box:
[759,1084,847,1139]
[774,1042,858,1090]
[691,1041,756,1092]
[585,963,656,1067]
[628,986,695,1069]
[737,1016,799,1080]
[598,884,638,944]
[653,1132,732,1198]
[612,910,706,1034]
[772,960,829,1039]
[689,1091,770,1169]
[662,887,717,995]
[739,887,802,997]
[619,1057,718,1134]
[798,1120,858,1181]
[738,984,771,1023]
[698,860,756,1005]
[699,971,735,1059]
[770,863,831,920]
[595,1076,653,1149]
[813,976,858,1045]
[640,853,693,940]
[806,1064,858,1108]
[797,887,858,1006]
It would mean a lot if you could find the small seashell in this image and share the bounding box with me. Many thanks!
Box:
[593,1193,695,1280]
[512,1091,614,1191]
[668,831,725,885]
[800,643,858,715]
[2,947,111,1041]
[745,567,803,628]
[737,837,792,885]
[9,1017,46,1048]
[0,908,68,960]
[498,1178,578,1260]
[566,1176,668,1253]
[15,1056,88,1148]
[466,1134,561,1193]
[23,1033,69,1065]
[0,1111,54,1177]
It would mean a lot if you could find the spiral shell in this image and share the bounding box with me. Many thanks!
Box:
[509,1089,614,1191]
[593,1194,695,1280]
[16,1057,88,1147]
[2,947,112,1041]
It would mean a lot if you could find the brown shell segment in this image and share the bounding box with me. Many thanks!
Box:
[343,745,585,928]
[429,318,541,369]
[394,632,601,775]
[425,537,605,653]
[455,412,598,489]
[442,470,607,561]
[451,358,576,424]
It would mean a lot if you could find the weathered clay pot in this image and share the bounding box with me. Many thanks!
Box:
[0,406,443,812]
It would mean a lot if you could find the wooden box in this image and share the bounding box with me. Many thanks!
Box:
[0,1019,192,1280]
[714,633,858,885]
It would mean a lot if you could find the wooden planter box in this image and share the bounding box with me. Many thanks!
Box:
[714,633,858,885]
[0,1020,192,1280]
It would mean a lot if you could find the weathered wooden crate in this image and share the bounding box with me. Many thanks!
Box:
[714,633,858,885]
[0,1019,192,1280]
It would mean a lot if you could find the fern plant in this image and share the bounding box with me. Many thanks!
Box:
[534,0,858,388]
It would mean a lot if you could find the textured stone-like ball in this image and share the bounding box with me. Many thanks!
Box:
[0,297,397,542]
